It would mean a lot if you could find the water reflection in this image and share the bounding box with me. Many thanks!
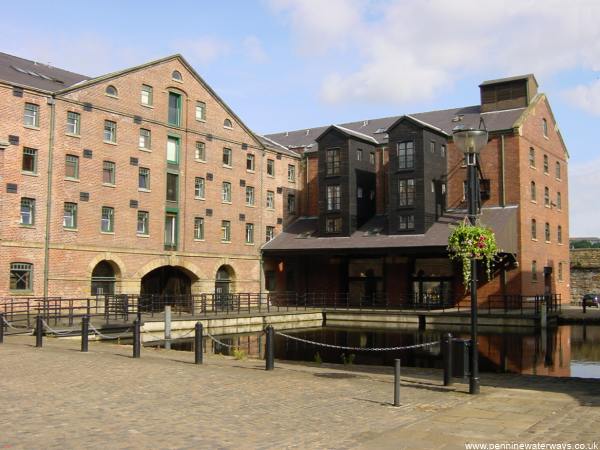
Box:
[145,325,600,379]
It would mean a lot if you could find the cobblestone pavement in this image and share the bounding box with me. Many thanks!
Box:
[0,336,599,450]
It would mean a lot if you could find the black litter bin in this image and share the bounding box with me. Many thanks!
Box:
[452,338,471,378]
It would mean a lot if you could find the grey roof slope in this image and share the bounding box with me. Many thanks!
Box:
[262,206,518,255]
[257,135,301,157]
[0,52,89,92]
[264,105,526,150]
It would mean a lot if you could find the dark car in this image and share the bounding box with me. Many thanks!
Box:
[582,294,600,308]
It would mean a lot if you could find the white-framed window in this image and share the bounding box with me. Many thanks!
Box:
[103,161,116,185]
[223,118,233,128]
[167,136,179,164]
[20,197,35,225]
[555,162,561,180]
[245,186,255,206]
[221,220,231,242]
[101,206,114,232]
[103,120,117,143]
[247,153,255,171]
[105,85,118,97]
[245,223,254,244]
[397,141,414,169]
[24,103,39,127]
[195,141,206,161]
[139,167,150,190]
[267,158,275,176]
[172,70,182,81]
[66,111,81,135]
[266,226,275,242]
[196,101,206,121]
[357,149,362,161]
[542,118,548,137]
[10,262,33,291]
[543,154,549,174]
[141,84,153,106]
[194,217,204,240]
[288,164,296,182]
[544,186,550,207]
[22,147,37,174]
[139,128,151,149]
[266,190,275,209]
[223,147,232,167]
[222,182,232,203]
[195,177,205,199]
[63,202,77,229]
[137,211,149,235]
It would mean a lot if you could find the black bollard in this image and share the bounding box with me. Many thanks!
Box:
[133,318,141,358]
[35,315,43,348]
[0,313,4,344]
[194,322,203,365]
[443,333,453,386]
[265,325,274,371]
[81,315,89,352]
[394,358,401,407]
[583,297,587,314]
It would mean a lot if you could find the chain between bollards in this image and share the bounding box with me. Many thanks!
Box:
[132,318,141,358]
[194,322,203,365]
[81,315,89,352]
[35,315,43,348]
[265,324,274,371]
[443,332,453,386]
[394,358,401,407]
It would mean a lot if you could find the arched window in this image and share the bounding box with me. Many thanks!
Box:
[557,192,562,210]
[529,147,535,167]
[105,85,118,97]
[91,260,117,295]
[558,225,563,244]
[545,222,551,242]
[223,118,233,128]
[555,161,561,179]
[171,70,182,81]
[530,181,536,201]
[531,219,537,240]
[542,118,548,137]
[544,187,550,206]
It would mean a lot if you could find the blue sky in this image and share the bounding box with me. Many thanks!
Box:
[5,0,600,236]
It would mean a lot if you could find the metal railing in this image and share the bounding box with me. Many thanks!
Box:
[0,292,562,329]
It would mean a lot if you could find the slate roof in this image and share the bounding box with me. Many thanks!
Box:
[264,105,527,150]
[0,52,89,92]
[262,206,518,255]
[257,135,301,157]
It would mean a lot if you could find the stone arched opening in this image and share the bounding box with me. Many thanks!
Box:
[91,260,121,295]
[140,265,198,312]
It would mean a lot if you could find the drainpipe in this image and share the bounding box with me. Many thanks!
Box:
[500,134,506,207]
[258,148,265,294]
[43,95,56,298]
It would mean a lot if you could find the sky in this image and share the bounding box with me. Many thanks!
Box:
[4,0,600,236]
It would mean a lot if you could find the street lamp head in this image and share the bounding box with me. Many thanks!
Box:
[452,127,488,156]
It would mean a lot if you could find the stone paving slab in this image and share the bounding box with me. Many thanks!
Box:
[0,335,599,449]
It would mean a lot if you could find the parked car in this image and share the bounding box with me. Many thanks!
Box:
[582,294,600,308]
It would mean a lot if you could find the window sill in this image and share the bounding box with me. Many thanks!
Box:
[529,166,537,170]
[100,231,115,235]
[555,178,562,182]
[247,169,255,174]
[223,126,233,130]
[195,197,205,201]
[193,238,205,242]
[19,224,35,228]
[65,177,80,183]
[246,204,255,208]
[22,171,38,177]
[137,233,150,238]
[9,290,34,296]
[103,183,116,188]
[222,201,232,205]
[63,227,78,232]
[544,172,549,176]
[530,200,537,204]
[545,240,551,244]
[245,243,255,246]
[141,103,154,109]
[103,141,118,146]
[23,125,40,131]
[195,159,207,164]
[221,240,231,244]
[222,164,232,170]
[288,179,296,184]
[138,147,152,153]
[196,118,206,123]
[266,207,275,211]
[65,133,81,139]
[138,188,151,193]
[544,205,551,209]
[105,94,119,99]
[531,238,538,242]
[267,174,275,178]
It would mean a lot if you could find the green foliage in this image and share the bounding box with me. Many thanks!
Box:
[447,220,500,291]
[314,352,322,365]
[232,347,247,360]
[571,240,600,249]
[340,353,355,366]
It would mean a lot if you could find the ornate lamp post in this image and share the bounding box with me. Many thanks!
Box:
[452,126,488,395]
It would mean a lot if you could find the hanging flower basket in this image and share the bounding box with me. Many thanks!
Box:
[447,219,500,291]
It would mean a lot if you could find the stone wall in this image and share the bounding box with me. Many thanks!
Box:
[570,249,600,302]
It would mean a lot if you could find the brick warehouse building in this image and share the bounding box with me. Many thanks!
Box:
[0,52,300,298]
[0,51,569,306]
[262,74,570,306]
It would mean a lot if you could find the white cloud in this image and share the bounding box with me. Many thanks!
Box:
[242,35,269,63]
[268,0,600,105]
[569,157,600,237]
[175,36,230,65]
[563,80,600,116]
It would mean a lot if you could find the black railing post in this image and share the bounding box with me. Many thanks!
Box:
[195,322,203,365]
[394,358,401,407]
[35,315,43,348]
[81,315,89,352]
[0,313,4,344]
[133,318,141,358]
[443,333,453,386]
[265,325,274,371]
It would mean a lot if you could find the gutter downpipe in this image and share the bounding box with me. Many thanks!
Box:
[43,95,56,298]
[500,134,506,207]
